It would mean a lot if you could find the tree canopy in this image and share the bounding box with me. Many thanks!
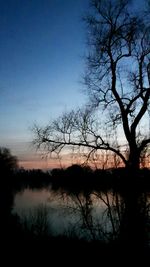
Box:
[33,0,150,170]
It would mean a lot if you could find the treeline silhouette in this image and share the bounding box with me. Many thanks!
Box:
[8,164,150,194]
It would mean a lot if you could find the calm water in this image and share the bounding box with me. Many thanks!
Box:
[13,187,120,240]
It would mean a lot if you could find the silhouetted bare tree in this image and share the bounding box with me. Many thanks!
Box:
[33,0,150,172]
[0,147,18,173]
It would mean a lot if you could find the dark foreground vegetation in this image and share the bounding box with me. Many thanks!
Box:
[0,148,150,264]
[1,164,150,263]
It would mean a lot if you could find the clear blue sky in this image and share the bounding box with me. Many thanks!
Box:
[0,0,89,168]
[0,0,145,169]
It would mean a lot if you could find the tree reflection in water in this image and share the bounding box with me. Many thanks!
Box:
[58,188,150,248]
[13,185,150,251]
[61,190,123,241]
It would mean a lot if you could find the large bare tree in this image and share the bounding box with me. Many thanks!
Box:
[33,0,150,171]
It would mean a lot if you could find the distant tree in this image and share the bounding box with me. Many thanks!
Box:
[33,0,150,172]
[0,147,18,173]
[66,164,84,175]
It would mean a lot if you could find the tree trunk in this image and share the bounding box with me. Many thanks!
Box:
[119,148,147,252]
[126,146,140,173]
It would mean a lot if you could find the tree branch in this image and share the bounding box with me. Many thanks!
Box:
[131,89,150,134]
[139,138,150,153]
[41,137,127,165]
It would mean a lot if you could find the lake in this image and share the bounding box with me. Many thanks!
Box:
[13,187,121,241]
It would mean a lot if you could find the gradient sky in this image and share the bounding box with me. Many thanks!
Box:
[0,0,90,169]
[0,0,145,169]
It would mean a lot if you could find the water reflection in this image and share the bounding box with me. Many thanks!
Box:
[13,188,129,241]
[13,187,150,250]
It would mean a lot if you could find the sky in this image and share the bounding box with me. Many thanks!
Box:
[0,0,146,169]
[0,0,90,169]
